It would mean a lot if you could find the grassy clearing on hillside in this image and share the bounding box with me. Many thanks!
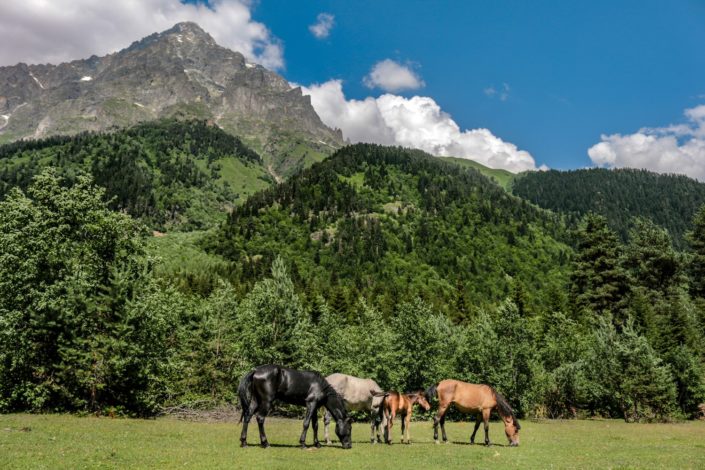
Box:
[1,415,703,469]
[440,156,515,190]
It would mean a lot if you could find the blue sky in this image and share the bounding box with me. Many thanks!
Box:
[2,0,704,176]
[251,0,705,171]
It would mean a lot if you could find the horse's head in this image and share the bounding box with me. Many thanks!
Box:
[335,416,353,449]
[410,391,431,411]
[503,415,520,446]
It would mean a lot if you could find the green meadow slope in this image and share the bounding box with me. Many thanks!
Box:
[439,156,516,190]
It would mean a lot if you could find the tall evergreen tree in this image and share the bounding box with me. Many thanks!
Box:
[570,213,630,323]
[687,204,705,298]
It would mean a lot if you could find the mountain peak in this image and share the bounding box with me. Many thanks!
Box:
[123,22,217,54]
[162,22,214,42]
[0,22,343,175]
[169,21,207,34]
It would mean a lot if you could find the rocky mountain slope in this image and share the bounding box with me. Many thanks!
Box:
[0,22,343,178]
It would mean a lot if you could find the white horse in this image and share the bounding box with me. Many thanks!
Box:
[324,373,386,444]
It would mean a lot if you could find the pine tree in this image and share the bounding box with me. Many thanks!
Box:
[570,213,630,323]
[623,218,682,296]
[687,204,705,298]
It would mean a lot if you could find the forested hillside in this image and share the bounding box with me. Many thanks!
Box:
[0,131,704,424]
[512,168,705,247]
[0,119,271,230]
[208,144,571,318]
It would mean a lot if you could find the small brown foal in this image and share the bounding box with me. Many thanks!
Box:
[380,391,431,444]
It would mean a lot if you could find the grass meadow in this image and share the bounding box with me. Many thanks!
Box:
[1,414,704,469]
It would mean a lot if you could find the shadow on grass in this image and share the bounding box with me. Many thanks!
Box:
[242,442,354,449]
[451,441,510,447]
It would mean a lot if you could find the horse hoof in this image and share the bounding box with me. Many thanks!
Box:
[435,440,440,445]
[240,442,248,448]
[261,442,270,449]
[300,444,307,450]
[314,442,322,449]
[325,441,332,446]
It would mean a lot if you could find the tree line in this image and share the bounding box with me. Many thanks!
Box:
[1,168,704,421]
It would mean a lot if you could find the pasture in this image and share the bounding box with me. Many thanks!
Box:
[1,414,704,469]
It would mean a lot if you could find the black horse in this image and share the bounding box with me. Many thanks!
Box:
[238,364,353,449]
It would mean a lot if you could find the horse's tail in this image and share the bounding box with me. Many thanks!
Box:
[493,389,521,431]
[238,370,256,423]
[424,383,438,404]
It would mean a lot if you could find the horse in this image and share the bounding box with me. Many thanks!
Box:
[238,365,353,449]
[380,391,431,444]
[323,373,386,444]
[425,380,520,446]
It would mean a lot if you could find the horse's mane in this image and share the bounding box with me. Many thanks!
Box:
[492,388,521,431]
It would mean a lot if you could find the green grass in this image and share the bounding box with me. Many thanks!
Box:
[338,171,365,189]
[216,156,272,195]
[1,415,704,469]
[440,156,516,190]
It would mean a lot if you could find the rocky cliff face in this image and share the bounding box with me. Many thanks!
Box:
[0,22,342,176]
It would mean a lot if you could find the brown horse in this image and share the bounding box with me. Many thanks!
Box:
[425,380,520,446]
[378,391,431,444]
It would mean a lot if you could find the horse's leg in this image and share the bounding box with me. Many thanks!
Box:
[299,401,317,449]
[240,398,258,447]
[433,403,449,444]
[470,415,481,444]
[404,412,412,444]
[370,414,377,444]
[400,411,406,444]
[440,414,448,443]
[323,410,332,445]
[255,400,272,448]
[376,406,386,443]
[385,410,395,445]
[311,406,321,448]
[239,406,253,447]
[482,408,491,446]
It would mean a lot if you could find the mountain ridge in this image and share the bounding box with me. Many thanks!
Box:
[512,167,705,247]
[0,22,343,178]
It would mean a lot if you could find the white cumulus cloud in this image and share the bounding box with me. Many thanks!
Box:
[0,0,283,69]
[302,80,537,173]
[588,104,705,180]
[363,59,425,92]
[309,13,335,39]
